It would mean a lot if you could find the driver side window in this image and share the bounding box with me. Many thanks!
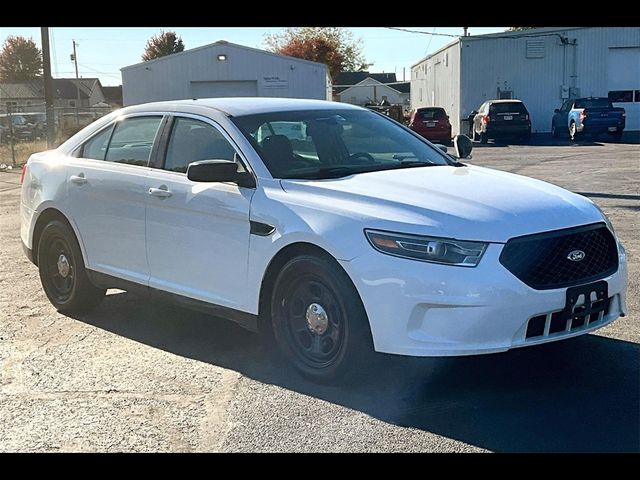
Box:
[164,117,238,173]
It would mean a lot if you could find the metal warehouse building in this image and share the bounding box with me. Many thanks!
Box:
[411,27,640,135]
[121,40,331,106]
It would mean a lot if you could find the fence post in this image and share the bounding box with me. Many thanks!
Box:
[8,104,16,167]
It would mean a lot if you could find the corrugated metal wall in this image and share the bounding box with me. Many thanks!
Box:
[460,27,640,133]
[410,42,461,134]
[122,43,328,106]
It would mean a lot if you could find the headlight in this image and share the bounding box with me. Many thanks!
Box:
[365,229,488,267]
[591,202,616,235]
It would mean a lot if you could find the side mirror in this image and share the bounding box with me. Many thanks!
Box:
[434,144,448,154]
[453,134,473,159]
[187,159,255,188]
[554,109,560,114]
[470,110,478,116]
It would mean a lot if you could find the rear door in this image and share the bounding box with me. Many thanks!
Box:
[413,109,446,134]
[64,114,165,284]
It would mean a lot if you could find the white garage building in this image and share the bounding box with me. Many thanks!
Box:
[122,40,331,106]
[411,27,640,135]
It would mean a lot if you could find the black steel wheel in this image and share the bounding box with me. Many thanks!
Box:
[270,254,374,381]
[38,220,105,312]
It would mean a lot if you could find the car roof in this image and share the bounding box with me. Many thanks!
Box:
[416,106,446,111]
[120,97,365,117]
[487,99,524,104]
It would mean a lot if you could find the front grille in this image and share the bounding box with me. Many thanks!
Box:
[525,296,611,340]
[499,223,618,290]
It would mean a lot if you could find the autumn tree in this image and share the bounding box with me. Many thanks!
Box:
[0,36,43,82]
[142,30,185,61]
[265,27,367,81]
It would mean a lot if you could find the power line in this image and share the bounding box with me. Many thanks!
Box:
[423,27,437,57]
[386,27,459,38]
[386,26,581,42]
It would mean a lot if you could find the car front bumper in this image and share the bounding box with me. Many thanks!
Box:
[339,240,627,357]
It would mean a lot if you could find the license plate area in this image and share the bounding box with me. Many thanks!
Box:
[424,121,437,127]
[608,126,617,132]
[503,115,513,120]
[558,280,609,332]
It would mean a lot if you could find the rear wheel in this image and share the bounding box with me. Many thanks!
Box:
[569,121,580,141]
[609,131,623,142]
[38,220,105,313]
[479,131,488,144]
[270,254,374,382]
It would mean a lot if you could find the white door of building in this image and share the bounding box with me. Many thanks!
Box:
[190,81,258,98]
[607,47,640,131]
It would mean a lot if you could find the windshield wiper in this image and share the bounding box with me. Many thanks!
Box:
[396,160,437,168]
[285,166,366,180]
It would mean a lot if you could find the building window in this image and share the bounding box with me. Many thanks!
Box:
[636,91,640,102]
[419,88,423,102]
[350,96,357,104]
[608,90,633,103]
[69,100,76,108]
[526,39,545,58]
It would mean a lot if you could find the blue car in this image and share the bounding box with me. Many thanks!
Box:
[552,97,626,141]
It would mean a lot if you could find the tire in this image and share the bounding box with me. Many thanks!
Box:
[551,123,559,138]
[479,131,488,144]
[37,220,105,313]
[609,132,623,142]
[569,121,580,142]
[270,254,374,382]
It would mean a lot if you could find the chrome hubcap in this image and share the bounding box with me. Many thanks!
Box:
[57,254,70,278]
[306,303,329,335]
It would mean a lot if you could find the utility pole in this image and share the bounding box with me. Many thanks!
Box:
[7,103,16,166]
[41,27,55,148]
[71,40,80,127]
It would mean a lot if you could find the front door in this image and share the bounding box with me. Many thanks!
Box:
[145,115,254,311]
[64,115,164,285]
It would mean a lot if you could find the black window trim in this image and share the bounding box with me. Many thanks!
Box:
[74,112,168,168]
[155,112,257,188]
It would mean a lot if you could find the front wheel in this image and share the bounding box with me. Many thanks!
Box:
[270,254,374,382]
[38,220,105,313]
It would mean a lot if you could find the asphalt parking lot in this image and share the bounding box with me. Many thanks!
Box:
[0,135,638,452]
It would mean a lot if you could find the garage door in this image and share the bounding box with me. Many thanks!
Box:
[190,81,258,98]
[607,47,640,131]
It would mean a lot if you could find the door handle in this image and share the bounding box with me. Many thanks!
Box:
[148,187,172,198]
[70,173,87,185]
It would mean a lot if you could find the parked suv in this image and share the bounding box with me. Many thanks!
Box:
[20,98,627,382]
[408,107,452,145]
[552,97,625,141]
[471,99,532,144]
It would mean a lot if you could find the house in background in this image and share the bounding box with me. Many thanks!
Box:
[0,78,106,113]
[102,85,123,108]
[333,71,410,106]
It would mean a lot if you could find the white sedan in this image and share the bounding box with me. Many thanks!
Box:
[20,98,628,381]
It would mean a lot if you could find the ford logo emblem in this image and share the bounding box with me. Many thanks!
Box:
[567,250,586,262]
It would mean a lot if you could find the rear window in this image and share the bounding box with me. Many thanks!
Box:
[416,109,446,120]
[489,102,527,114]
[574,98,612,109]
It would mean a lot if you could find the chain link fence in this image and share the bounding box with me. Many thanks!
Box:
[0,102,113,169]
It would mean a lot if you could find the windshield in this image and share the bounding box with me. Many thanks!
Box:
[490,102,527,114]
[231,109,451,180]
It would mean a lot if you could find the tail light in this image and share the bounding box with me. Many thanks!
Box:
[579,111,587,122]
[482,115,490,124]
[622,111,626,117]
[525,114,529,121]
[20,164,27,184]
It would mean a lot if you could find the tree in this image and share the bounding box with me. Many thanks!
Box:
[265,27,367,81]
[0,36,43,82]
[507,27,538,31]
[142,30,185,61]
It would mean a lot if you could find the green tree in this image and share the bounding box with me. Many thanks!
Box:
[265,27,367,81]
[142,30,185,61]
[0,36,43,82]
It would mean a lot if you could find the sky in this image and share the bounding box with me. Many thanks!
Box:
[0,27,507,86]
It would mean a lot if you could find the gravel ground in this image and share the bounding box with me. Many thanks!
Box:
[0,136,638,452]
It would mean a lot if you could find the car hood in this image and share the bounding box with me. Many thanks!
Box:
[279,164,604,243]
